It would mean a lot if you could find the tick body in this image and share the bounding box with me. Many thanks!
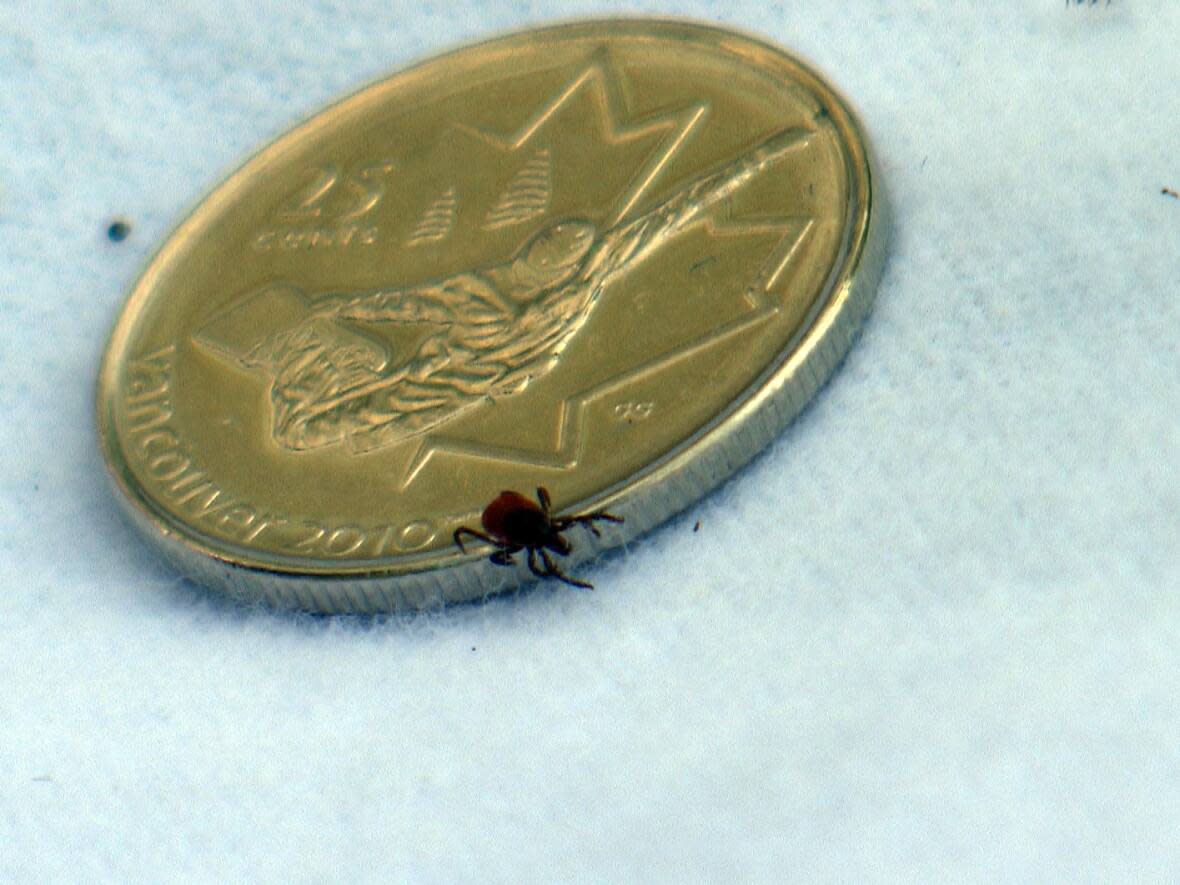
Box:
[453,487,622,589]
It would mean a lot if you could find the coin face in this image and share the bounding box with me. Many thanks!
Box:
[97,19,886,611]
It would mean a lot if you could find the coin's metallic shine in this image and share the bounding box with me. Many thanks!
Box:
[96,19,887,611]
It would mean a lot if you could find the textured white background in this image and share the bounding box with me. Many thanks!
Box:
[2,1,1179,881]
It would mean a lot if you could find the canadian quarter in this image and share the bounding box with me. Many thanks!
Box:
[96,19,887,611]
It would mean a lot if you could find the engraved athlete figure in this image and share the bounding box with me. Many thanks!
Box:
[199,127,811,452]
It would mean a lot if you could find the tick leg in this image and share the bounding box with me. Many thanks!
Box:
[526,547,547,580]
[583,511,624,526]
[555,512,624,538]
[536,486,552,516]
[489,545,522,567]
[540,549,594,590]
[454,526,499,552]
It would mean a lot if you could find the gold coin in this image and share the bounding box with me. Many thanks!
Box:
[96,19,887,611]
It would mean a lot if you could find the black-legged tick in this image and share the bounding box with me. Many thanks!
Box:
[453,487,623,589]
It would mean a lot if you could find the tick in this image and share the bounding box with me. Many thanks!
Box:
[453,487,623,589]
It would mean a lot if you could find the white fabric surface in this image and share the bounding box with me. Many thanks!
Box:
[2,1,1179,881]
